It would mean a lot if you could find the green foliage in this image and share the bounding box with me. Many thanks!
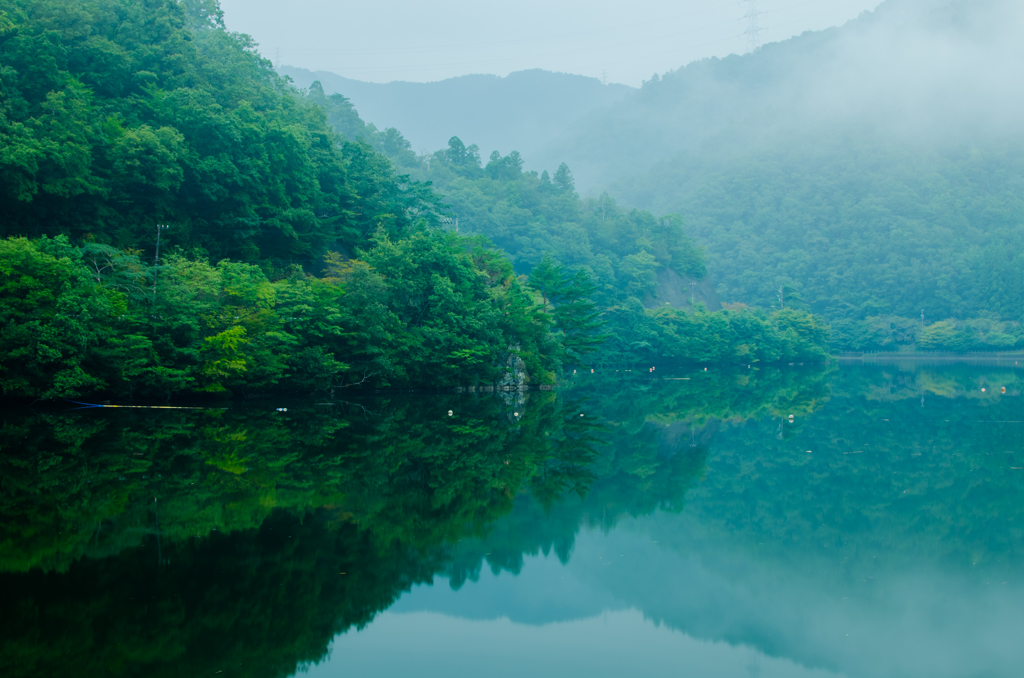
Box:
[0,234,561,397]
[0,0,437,260]
[0,0,840,404]
[352,229,557,386]
[0,236,118,397]
[599,303,830,365]
[418,144,707,293]
[614,128,1024,326]
[552,268,607,366]
[527,256,607,366]
[526,254,563,312]
[830,314,1024,352]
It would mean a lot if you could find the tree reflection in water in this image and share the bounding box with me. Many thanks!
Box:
[0,365,845,677]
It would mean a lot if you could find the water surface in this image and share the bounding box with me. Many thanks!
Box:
[2,364,1022,677]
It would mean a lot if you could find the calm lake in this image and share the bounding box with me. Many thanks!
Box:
[3,363,1023,678]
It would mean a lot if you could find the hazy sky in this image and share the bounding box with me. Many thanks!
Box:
[219,0,883,87]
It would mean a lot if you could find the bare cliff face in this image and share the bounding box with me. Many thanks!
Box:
[643,267,722,312]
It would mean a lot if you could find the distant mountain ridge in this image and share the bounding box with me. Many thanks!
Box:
[279,0,1024,325]
[520,0,1024,324]
[532,0,1023,189]
[277,66,633,163]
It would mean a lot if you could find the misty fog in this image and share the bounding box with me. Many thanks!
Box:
[5,1,1024,678]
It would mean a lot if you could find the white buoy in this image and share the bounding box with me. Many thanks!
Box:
[448,410,453,417]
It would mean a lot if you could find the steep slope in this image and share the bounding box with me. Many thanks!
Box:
[529,0,1024,323]
[278,66,633,162]
[0,0,437,261]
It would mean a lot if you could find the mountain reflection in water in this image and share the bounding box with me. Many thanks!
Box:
[2,364,1023,678]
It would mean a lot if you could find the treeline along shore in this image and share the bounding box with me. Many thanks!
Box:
[2,0,1017,402]
[0,0,833,400]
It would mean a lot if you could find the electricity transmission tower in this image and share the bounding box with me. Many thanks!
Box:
[741,0,766,52]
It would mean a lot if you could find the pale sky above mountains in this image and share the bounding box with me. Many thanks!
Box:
[219,0,882,87]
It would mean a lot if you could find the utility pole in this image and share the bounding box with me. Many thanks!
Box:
[690,281,696,306]
[153,224,168,307]
[777,286,785,309]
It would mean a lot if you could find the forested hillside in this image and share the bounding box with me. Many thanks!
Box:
[619,134,1024,323]
[305,89,831,365]
[0,0,831,400]
[526,0,1024,344]
[0,0,446,262]
[0,0,562,396]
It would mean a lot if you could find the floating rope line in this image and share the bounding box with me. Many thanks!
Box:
[65,400,223,410]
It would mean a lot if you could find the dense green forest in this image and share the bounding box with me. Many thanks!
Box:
[0,0,833,400]
[305,84,709,293]
[0,0,440,261]
[615,132,1024,333]
[0,233,571,398]
[511,0,1024,345]
[307,89,831,365]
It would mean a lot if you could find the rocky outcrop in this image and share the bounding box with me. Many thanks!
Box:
[496,345,528,391]
[643,266,722,312]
